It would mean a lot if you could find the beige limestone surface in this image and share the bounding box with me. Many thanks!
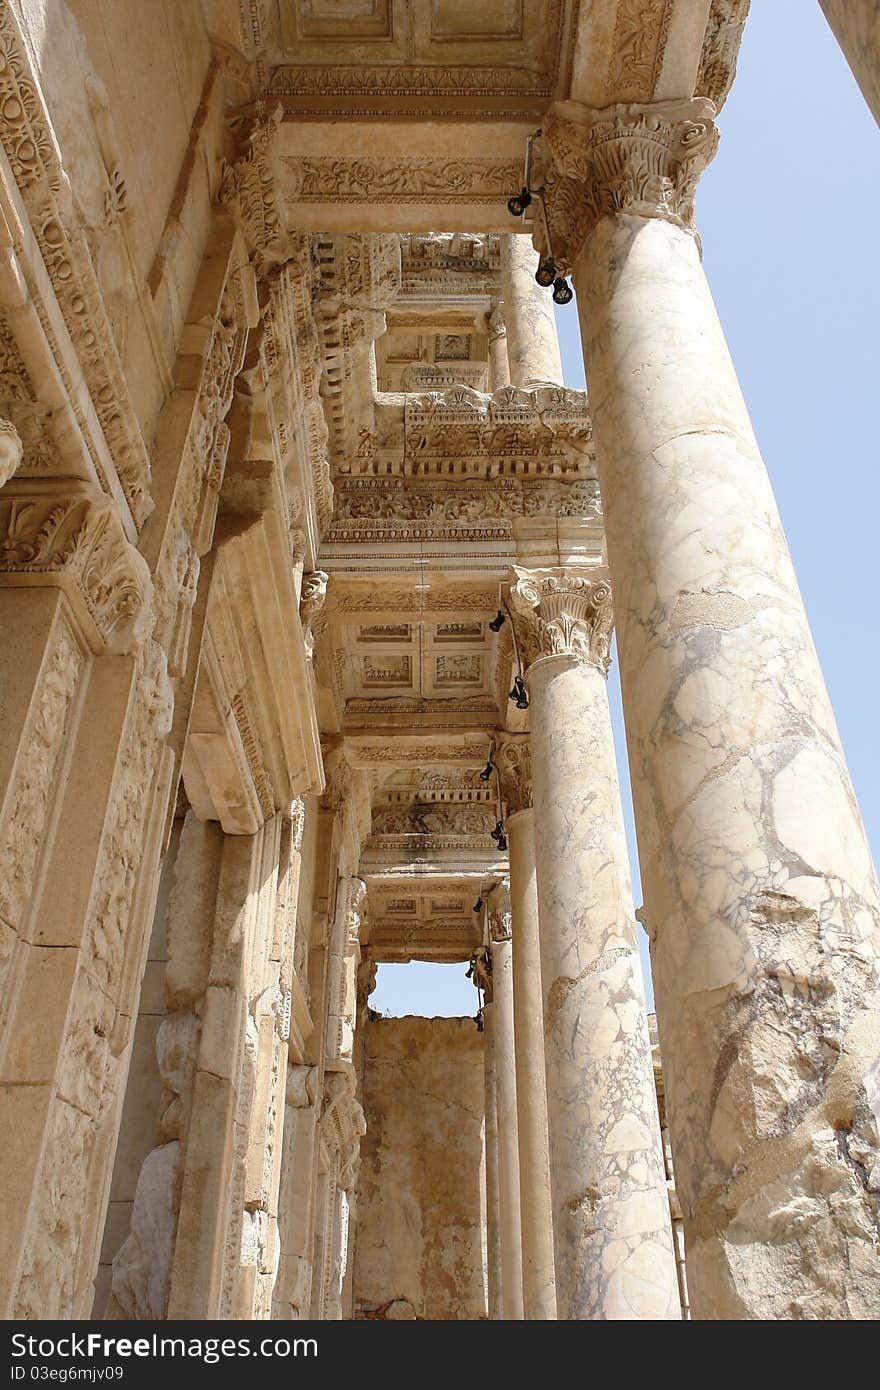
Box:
[354,1016,486,1321]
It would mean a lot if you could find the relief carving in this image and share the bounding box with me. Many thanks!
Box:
[0,483,151,652]
[510,566,614,674]
[539,97,719,271]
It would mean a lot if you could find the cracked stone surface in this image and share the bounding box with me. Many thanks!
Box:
[353,1016,487,1320]
[529,650,680,1320]
[576,210,880,1319]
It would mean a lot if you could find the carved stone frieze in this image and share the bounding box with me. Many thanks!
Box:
[696,1,752,111]
[608,0,675,102]
[370,803,498,842]
[282,157,522,205]
[509,566,614,675]
[260,252,333,539]
[0,481,151,652]
[0,5,153,525]
[0,611,85,941]
[219,105,289,273]
[496,736,533,817]
[538,98,719,272]
[330,476,601,542]
[343,384,592,480]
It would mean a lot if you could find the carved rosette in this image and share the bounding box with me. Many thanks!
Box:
[496,735,533,816]
[0,482,151,652]
[538,98,719,272]
[509,566,613,675]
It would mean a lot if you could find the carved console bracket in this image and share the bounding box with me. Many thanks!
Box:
[0,480,151,652]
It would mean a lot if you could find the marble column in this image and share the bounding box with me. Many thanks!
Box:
[496,737,557,1320]
[509,567,679,1321]
[500,234,564,387]
[482,995,503,1321]
[820,1,880,127]
[541,98,880,1318]
[487,882,524,1320]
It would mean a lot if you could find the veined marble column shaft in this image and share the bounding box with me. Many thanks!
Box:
[497,740,557,1320]
[542,97,880,1318]
[500,235,564,386]
[482,1000,503,1321]
[820,1,880,127]
[510,568,680,1321]
[487,885,524,1321]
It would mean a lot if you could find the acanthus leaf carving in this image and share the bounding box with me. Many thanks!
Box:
[0,482,151,652]
[538,98,719,272]
[509,566,614,674]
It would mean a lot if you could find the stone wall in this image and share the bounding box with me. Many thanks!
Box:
[354,1017,486,1321]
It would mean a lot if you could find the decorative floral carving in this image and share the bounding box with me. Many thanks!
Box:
[0,614,84,940]
[283,157,522,204]
[539,98,719,271]
[510,566,614,674]
[0,483,151,651]
[609,1,674,101]
[220,105,289,273]
[696,1,751,112]
[0,5,153,524]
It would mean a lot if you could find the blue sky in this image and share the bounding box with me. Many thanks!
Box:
[372,3,880,1017]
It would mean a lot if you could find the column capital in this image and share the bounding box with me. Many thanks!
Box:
[538,97,719,271]
[509,566,613,675]
[496,735,533,816]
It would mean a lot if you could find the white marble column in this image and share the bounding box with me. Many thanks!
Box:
[820,1,880,126]
[482,998,503,1320]
[541,98,880,1318]
[487,882,524,1321]
[510,567,679,1321]
[500,234,564,387]
[497,737,557,1320]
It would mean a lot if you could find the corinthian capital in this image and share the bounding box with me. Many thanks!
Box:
[496,735,532,816]
[509,566,613,675]
[538,97,719,271]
